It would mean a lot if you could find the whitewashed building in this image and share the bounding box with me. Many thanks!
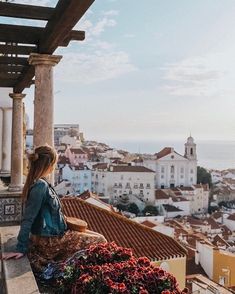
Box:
[137,137,197,189]
[92,164,155,204]
[61,164,91,194]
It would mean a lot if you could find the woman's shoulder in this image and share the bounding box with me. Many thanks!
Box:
[30,178,49,192]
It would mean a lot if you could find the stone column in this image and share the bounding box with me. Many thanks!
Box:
[28,53,62,148]
[0,108,2,170]
[8,93,25,192]
[0,107,12,175]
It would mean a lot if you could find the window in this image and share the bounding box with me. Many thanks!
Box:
[190,169,194,174]
[171,175,174,179]
[140,183,144,189]
[121,175,124,180]
[190,177,193,182]
[170,165,174,173]
[171,155,174,159]
[161,185,165,189]
[146,183,151,189]
[161,166,165,173]
[161,175,164,179]
[140,190,143,195]
[134,183,138,189]
[180,175,184,179]
[190,148,193,155]
[180,167,184,173]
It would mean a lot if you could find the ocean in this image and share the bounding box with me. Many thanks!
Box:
[106,140,235,170]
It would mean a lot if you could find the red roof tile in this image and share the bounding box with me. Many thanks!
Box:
[141,220,157,228]
[61,197,187,260]
[155,190,170,200]
[227,213,235,221]
[155,147,173,159]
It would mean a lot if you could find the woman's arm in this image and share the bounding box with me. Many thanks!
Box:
[16,180,48,254]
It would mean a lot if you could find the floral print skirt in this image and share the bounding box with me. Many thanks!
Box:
[28,229,106,272]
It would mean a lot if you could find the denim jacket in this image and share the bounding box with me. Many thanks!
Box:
[16,178,67,254]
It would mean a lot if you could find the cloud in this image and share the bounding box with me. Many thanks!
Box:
[92,18,117,36]
[103,10,119,16]
[56,51,137,84]
[162,53,234,97]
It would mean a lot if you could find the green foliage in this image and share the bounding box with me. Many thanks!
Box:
[127,203,140,215]
[143,205,158,216]
[116,203,127,212]
[197,166,212,187]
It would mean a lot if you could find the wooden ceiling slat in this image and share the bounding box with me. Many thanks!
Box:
[0,24,43,44]
[0,65,25,72]
[0,73,20,79]
[0,80,17,87]
[0,44,38,55]
[14,0,94,93]
[0,2,54,21]
[0,56,28,65]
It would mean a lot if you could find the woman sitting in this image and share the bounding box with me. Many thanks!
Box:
[3,145,106,263]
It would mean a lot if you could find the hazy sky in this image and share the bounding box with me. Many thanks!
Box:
[5,0,235,143]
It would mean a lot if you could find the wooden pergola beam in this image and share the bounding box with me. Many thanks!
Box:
[0,65,25,73]
[0,24,43,44]
[14,0,94,93]
[0,56,28,65]
[0,44,38,55]
[0,73,20,79]
[39,0,94,53]
[60,30,85,46]
[0,80,17,87]
[0,2,54,21]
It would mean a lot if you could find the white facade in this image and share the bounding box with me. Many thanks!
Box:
[178,185,209,214]
[62,164,91,194]
[196,241,214,279]
[92,165,155,204]
[141,137,197,189]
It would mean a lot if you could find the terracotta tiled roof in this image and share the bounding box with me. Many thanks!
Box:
[155,147,173,159]
[92,163,108,170]
[58,155,70,164]
[227,213,235,221]
[212,211,222,220]
[204,217,221,230]
[178,187,194,191]
[141,220,157,228]
[70,148,86,155]
[61,197,187,260]
[155,190,170,200]
[163,204,183,212]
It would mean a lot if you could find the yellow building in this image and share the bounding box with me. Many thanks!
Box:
[213,248,235,288]
[154,256,187,289]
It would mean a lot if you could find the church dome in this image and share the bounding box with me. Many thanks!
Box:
[186,136,194,144]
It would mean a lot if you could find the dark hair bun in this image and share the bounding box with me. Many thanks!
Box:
[28,152,39,162]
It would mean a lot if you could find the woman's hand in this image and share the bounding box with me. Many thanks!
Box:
[2,252,24,260]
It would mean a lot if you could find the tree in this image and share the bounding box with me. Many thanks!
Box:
[116,204,127,212]
[143,205,158,216]
[127,203,139,215]
[197,166,212,187]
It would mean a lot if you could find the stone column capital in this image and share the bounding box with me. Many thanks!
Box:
[9,93,26,100]
[0,107,12,111]
[29,53,62,66]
